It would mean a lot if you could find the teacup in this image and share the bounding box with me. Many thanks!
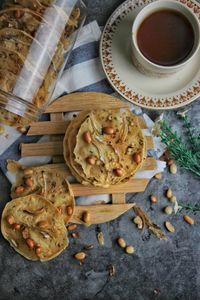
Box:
[131,0,200,77]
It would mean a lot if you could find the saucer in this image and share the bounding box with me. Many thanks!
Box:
[100,0,200,110]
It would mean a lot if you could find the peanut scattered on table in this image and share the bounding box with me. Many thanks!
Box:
[74,252,86,261]
[164,206,173,215]
[125,245,135,254]
[165,221,175,233]
[183,215,194,225]
[170,163,177,174]
[150,195,158,203]
[117,237,126,248]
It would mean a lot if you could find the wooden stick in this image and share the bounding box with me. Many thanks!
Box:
[21,136,154,157]
[70,203,136,224]
[71,179,149,196]
[112,193,125,204]
[45,92,129,113]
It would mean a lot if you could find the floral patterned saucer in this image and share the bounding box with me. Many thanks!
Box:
[100,0,200,110]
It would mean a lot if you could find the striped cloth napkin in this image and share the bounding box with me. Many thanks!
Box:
[0,21,166,205]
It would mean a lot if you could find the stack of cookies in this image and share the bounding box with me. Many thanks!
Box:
[64,109,146,188]
[1,166,75,261]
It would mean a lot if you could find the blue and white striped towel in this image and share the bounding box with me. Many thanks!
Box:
[0,21,166,205]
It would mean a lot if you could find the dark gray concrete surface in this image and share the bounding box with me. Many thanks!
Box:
[0,1,200,299]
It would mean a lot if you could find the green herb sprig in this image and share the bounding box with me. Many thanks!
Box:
[160,121,200,178]
[178,203,200,213]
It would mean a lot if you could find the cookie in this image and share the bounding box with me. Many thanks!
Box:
[1,195,68,261]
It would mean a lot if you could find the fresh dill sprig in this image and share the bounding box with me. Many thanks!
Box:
[159,121,200,178]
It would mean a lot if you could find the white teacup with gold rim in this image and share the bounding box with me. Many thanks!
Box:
[131,0,200,77]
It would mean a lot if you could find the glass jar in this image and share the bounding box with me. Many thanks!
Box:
[0,0,87,127]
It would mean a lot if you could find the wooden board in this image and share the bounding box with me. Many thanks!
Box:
[22,92,157,224]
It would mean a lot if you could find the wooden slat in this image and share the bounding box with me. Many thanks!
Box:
[71,179,149,196]
[27,121,69,136]
[23,157,157,177]
[45,92,129,113]
[71,203,135,224]
[21,136,154,157]
[112,193,125,204]
[27,118,147,136]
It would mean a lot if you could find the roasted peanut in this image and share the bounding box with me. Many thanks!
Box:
[15,186,24,194]
[167,159,174,166]
[165,221,175,233]
[23,168,33,177]
[183,215,194,225]
[66,206,73,216]
[74,252,86,261]
[83,131,92,144]
[86,156,97,165]
[114,168,123,177]
[117,237,126,248]
[150,195,157,203]
[169,195,176,203]
[125,245,135,254]
[154,173,162,179]
[26,238,35,249]
[17,126,27,134]
[71,232,79,238]
[37,220,49,229]
[133,153,141,164]
[164,206,173,215]
[83,211,91,224]
[133,216,143,229]
[25,177,33,187]
[35,247,42,256]
[67,224,77,231]
[13,223,21,231]
[6,215,15,225]
[166,188,173,199]
[170,163,177,174]
[103,126,114,135]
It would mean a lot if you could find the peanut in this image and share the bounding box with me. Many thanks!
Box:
[13,223,21,230]
[17,126,27,134]
[167,159,174,166]
[154,173,162,179]
[6,215,15,225]
[166,188,173,199]
[117,237,126,248]
[169,195,176,203]
[125,245,135,254]
[83,131,92,144]
[71,232,79,238]
[103,126,114,135]
[67,224,77,231]
[35,247,42,256]
[37,220,49,229]
[183,215,194,225]
[25,177,33,187]
[86,156,97,165]
[164,206,173,215]
[15,186,24,194]
[133,216,143,227]
[165,221,175,233]
[83,211,90,224]
[23,168,33,177]
[74,252,86,261]
[15,9,21,18]
[133,153,141,164]
[150,195,157,203]
[66,206,73,216]
[170,163,177,174]
[26,238,35,249]
[114,168,123,177]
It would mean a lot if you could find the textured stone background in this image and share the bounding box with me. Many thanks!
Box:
[0,1,200,299]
